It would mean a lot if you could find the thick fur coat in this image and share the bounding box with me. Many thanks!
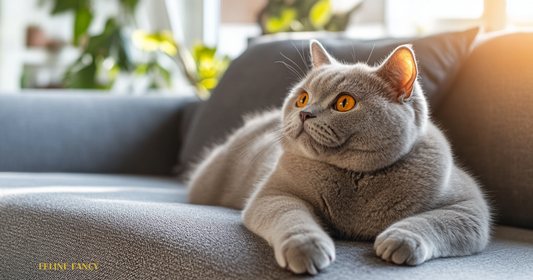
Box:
[188,40,490,275]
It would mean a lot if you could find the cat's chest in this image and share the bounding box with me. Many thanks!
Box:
[316,168,394,215]
[277,153,432,240]
[304,165,423,240]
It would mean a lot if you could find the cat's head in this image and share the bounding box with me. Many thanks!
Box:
[280,40,428,172]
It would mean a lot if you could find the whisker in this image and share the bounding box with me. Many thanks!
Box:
[351,41,356,63]
[326,124,340,140]
[317,124,332,136]
[273,136,285,157]
[230,126,283,153]
[309,125,332,143]
[233,126,285,163]
[302,41,310,69]
[228,135,263,151]
[291,41,309,71]
[246,131,284,166]
[276,61,304,80]
[233,143,258,162]
[280,52,306,77]
[366,44,376,64]
[233,135,270,161]
[285,77,301,82]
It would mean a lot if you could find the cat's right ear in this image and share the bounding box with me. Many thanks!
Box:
[377,45,418,102]
[310,39,335,68]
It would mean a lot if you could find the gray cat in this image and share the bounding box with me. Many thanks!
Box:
[188,40,491,275]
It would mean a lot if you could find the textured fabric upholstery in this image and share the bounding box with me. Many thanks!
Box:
[178,28,478,173]
[3,31,533,279]
[0,93,198,175]
[1,173,532,279]
[434,32,533,229]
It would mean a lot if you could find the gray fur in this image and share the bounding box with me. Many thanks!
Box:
[188,40,491,275]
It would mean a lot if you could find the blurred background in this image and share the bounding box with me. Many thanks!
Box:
[0,0,531,98]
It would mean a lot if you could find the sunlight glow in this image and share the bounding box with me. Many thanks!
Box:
[507,0,533,20]
[388,0,484,19]
[0,186,180,198]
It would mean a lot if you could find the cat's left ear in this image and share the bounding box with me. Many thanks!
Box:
[377,45,418,101]
[310,39,336,68]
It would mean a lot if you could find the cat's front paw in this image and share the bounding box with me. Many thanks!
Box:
[374,228,430,266]
[275,233,335,275]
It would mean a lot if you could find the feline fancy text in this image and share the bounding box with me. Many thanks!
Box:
[38,263,99,270]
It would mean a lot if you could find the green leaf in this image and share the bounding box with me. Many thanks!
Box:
[199,78,218,90]
[325,12,350,32]
[64,60,97,89]
[85,19,117,56]
[73,7,93,46]
[155,64,171,87]
[192,43,216,62]
[149,81,159,89]
[309,0,332,28]
[110,30,135,72]
[119,0,140,15]
[189,42,232,95]
[266,8,297,33]
[134,64,149,76]
[50,0,78,14]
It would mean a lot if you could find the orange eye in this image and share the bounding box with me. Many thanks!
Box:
[334,94,356,112]
[296,92,309,107]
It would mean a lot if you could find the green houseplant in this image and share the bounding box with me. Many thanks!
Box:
[257,0,363,34]
[43,0,229,98]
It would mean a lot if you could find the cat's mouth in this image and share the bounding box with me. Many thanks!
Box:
[297,125,313,139]
[295,126,314,142]
[298,124,340,145]
[297,125,340,149]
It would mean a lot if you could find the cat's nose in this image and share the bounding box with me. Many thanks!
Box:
[299,111,316,123]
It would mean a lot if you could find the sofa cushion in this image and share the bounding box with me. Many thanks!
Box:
[2,172,533,279]
[178,28,478,174]
[0,172,187,202]
[0,94,198,175]
[434,32,533,229]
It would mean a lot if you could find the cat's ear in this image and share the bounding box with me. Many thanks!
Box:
[310,39,335,68]
[377,45,418,101]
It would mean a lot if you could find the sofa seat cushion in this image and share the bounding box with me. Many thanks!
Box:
[0,172,188,203]
[1,173,532,279]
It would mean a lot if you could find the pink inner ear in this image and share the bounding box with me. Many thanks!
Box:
[311,41,331,68]
[386,47,417,100]
[398,50,417,99]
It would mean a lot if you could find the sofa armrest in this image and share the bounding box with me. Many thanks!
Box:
[433,32,533,229]
[0,93,200,175]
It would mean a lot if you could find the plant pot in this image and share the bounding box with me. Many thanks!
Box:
[26,26,48,48]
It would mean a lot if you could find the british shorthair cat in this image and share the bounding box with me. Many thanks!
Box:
[187,40,490,275]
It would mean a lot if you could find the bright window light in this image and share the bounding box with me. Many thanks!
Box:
[507,0,533,20]
[387,0,484,20]
[430,0,484,18]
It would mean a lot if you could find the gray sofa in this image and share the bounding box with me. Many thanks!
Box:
[1,31,533,279]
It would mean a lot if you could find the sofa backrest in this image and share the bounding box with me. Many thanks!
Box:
[434,32,533,230]
[0,93,198,175]
[178,29,478,173]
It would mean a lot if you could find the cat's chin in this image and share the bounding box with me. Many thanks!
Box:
[293,128,355,159]
[294,130,325,157]
[296,130,311,144]
[297,130,316,144]
[297,129,343,149]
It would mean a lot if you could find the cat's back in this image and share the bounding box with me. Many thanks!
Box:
[188,109,282,209]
